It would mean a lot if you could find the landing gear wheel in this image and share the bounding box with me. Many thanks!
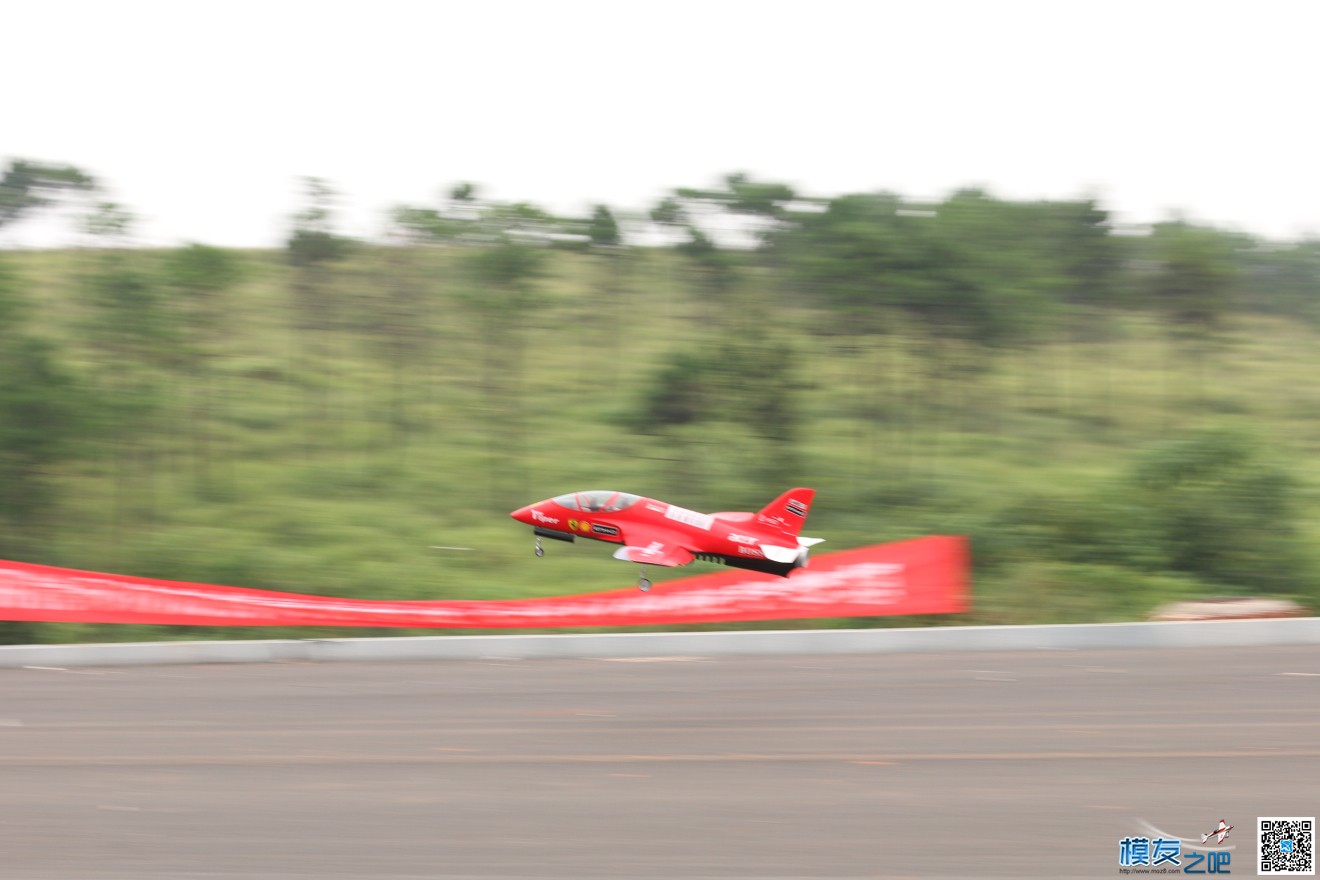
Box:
[534,537,544,558]
[638,569,651,592]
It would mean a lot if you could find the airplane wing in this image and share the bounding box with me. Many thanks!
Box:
[612,540,695,567]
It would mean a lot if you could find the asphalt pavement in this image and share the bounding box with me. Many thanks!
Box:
[2,645,1317,878]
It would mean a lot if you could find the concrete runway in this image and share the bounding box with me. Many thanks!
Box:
[2,645,1317,879]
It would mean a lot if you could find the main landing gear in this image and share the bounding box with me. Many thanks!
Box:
[532,535,650,591]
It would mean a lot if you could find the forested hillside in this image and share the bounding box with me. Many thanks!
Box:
[3,164,1319,643]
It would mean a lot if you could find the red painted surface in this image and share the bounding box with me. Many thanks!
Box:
[0,537,969,628]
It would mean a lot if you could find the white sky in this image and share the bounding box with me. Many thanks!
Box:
[4,0,1317,247]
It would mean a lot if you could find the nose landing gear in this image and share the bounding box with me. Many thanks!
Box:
[534,533,650,591]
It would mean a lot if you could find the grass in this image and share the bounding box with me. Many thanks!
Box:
[5,245,1320,642]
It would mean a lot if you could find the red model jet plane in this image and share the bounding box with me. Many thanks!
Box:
[510,488,823,590]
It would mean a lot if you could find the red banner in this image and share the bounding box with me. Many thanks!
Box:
[0,537,968,628]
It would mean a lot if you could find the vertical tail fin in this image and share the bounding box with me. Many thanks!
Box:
[756,488,815,537]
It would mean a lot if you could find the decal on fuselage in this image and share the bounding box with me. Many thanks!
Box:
[591,523,620,537]
[664,505,713,531]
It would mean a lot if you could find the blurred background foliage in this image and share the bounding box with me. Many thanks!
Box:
[2,162,1319,644]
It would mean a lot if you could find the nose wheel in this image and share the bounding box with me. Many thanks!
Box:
[534,536,544,557]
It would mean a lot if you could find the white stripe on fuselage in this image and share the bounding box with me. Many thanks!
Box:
[664,505,713,531]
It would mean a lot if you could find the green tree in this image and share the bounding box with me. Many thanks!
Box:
[717,326,804,481]
[587,204,621,247]
[0,159,95,642]
[649,195,686,231]
[779,189,1075,344]
[80,204,177,374]
[0,259,85,560]
[0,327,80,649]
[661,174,799,330]
[631,347,714,497]
[774,189,1080,474]
[1131,430,1307,593]
[1035,199,1122,311]
[162,244,246,483]
[357,236,451,451]
[632,329,803,493]
[77,203,177,552]
[675,171,798,249]
[1011,198,1123,427]
[0,159,95,229]
[1236,239,1320,323]
[0,336,82,528]
[0,267,86,652]
[580,204,636,385]
[285,178,353,454]
[1146,221,1239,332]
[1142,221,1241,408]
[439,198,560,506]
[773,191,925,333]
[390,183,483,244]
[287,178,353,270]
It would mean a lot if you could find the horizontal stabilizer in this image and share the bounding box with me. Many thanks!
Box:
[760,544,800,564]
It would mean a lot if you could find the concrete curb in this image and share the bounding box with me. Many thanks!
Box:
[2,617,1319,667]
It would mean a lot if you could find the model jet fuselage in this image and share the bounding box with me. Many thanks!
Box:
[511,488,822,586]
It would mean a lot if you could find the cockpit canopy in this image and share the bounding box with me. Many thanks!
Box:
[552,490,642,513]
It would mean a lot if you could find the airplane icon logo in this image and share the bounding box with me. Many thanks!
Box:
[1200,820,1233,844]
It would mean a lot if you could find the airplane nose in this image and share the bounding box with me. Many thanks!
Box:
[510,505,534,524]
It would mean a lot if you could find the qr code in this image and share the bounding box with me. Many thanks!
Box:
[1259,817,1314,875]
